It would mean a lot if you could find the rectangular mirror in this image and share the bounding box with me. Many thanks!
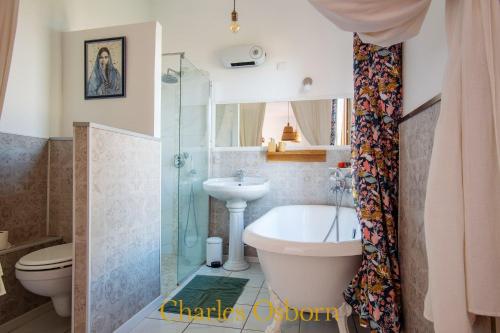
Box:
[215,98,353,148]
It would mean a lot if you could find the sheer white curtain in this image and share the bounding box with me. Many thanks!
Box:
[309,0,431,47]
[291,99,332,145]
[308,0,500,332]
[0,0,19,119]
[239,103,266,146]
[215,104,238,147]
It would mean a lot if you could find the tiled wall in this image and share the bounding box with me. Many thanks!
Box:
[73,126,89,333]
[0,238,63,325]
[0,133,48,244]
[209,148,353,256]
[74,123,161,333]
[399,102,440,333]
[48,139,73,242]
[0,132,73,325]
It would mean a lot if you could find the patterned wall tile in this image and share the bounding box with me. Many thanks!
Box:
[86,126,161,332]
[0,132,48,244]
[399,102,440,333]
[0,239,63,325]
[73,127,89,333]
[209,149,353,255]
[48,139,73,242]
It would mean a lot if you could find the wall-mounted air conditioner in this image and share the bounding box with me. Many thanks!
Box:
[220,45,266,68]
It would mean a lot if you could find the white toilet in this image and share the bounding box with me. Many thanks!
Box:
[15,243,73,317]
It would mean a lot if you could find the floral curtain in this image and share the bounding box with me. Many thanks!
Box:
[343,34,402,332]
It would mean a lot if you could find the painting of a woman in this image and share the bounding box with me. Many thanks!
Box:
[85,37,125,99]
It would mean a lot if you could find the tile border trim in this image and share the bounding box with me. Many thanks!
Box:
[73,122,160,142]
[0,236,62,256]
[399,94,441,125]
[49,137,73,141]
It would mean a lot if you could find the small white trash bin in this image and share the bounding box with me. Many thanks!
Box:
[206,237,223,267]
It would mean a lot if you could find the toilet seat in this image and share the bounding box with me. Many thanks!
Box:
[15,243,73,271]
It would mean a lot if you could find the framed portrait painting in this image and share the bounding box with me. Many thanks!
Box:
[84,37,125,99]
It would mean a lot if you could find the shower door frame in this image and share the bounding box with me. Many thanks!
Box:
[161,52,213,292]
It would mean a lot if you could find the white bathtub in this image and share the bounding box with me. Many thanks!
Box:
[243,205,361,333]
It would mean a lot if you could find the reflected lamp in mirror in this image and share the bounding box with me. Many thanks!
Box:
[281,123,296,141]
[215,98,353,148]
[281,102,297,141]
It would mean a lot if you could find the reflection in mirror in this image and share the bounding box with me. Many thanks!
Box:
[215,98,353,148]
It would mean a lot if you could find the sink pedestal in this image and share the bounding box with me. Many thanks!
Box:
[202,176,270,272]
[223,200,250,271]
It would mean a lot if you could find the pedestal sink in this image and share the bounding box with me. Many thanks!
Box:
[203,176,270,271]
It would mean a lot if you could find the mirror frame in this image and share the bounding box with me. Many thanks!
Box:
[211,94,354,151]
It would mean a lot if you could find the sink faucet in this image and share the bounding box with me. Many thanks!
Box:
[234,169,245,182]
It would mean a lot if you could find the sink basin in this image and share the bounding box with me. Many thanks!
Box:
[203,176,270,271]
[203,177,270,203]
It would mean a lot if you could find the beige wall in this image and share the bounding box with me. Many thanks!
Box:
[153,0,354,104]
[0,0,155,138]
[0,0,64,138]
[61,0,153,32]
[62,21,161,137]
[403,0,447,114]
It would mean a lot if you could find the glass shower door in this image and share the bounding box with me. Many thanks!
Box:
[176,57,210,282]
[161,53,210,295]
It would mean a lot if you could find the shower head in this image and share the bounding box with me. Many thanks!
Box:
[161,68,180,84]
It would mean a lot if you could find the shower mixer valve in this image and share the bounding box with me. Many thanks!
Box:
[174,152,190,168]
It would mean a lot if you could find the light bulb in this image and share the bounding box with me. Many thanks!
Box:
[230,21,240,33]
[230,10,240,33]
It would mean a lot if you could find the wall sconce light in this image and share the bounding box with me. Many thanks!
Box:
[303,77,313,92]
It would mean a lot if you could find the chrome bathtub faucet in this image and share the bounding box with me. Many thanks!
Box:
[234,169,245,183]
[329,167,352,193]
[326,167,355,242]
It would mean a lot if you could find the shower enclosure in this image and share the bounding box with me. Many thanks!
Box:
[161,53,211,294]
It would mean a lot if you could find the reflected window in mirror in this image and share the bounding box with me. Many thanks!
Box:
[215,98,353,148]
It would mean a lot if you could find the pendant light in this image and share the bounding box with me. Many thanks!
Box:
[229,0,240,33]
[293,128,302,143]
[281,102,296,141]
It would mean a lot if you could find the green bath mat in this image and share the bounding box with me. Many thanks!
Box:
[159,275,249,318]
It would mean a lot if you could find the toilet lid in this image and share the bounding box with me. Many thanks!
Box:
[18,243,73,267]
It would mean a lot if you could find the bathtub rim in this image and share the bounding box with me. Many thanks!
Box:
[243,205,362,257]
